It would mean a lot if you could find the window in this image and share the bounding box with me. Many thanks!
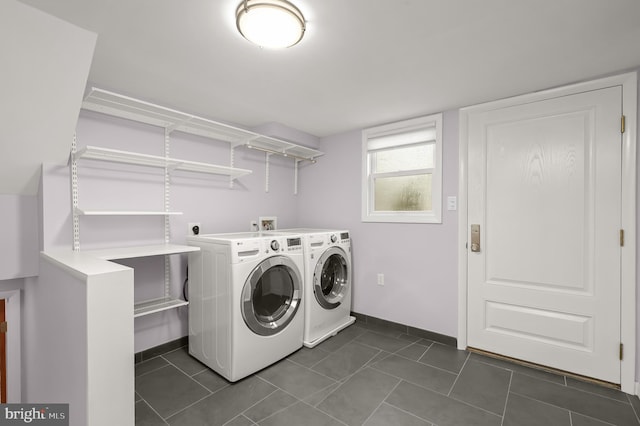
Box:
[362,113,442,223]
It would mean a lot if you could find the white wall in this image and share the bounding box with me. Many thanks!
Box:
[0,0,94,280]
[0,0,96,195]
[297,110,460,336]
[0,195,38,279]
[36,74,640,384]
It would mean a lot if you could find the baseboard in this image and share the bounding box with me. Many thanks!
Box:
[352,311,457,347]
[135,336,188,364]
[134,314,457,363]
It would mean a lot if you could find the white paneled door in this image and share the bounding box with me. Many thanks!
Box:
[467,86,623,383]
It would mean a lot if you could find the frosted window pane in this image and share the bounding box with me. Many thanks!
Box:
[374,143,434,173]
[374,174,432,211]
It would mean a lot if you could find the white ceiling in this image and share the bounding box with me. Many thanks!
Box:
[17,0,640,138]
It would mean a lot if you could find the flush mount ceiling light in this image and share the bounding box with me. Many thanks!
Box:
[236,0,306,49]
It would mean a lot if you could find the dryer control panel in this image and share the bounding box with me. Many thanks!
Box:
[284,237,302,253]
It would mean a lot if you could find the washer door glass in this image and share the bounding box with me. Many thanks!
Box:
[313,247,349,309]
[242,255,302,336]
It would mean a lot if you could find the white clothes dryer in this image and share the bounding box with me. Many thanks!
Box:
[273,228,355,348]
[186,232,304,382]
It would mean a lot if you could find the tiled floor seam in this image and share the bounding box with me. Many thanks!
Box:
[303,381,341,407]
[290,400,350,426]
[136,398,170,425]
[354,335,415,354]
[135,357,170,378]
[383,399,436,426]
[238,387,296,424]
[567,389,633,404]
[499,370,514,425]
[360,379,404,425]
[320,347,386,385]
[368,358,461,388]
[509,389,628,426]
[160,355,209,378]
[627,394,640,423]
[572,411,619,426]
[254,367,340,406]
[162,386,217,422]
[445,392,507,419]
[444,352,470,397]
[157,358,215,396]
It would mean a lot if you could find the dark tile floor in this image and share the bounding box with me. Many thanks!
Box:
[135,321,640,425]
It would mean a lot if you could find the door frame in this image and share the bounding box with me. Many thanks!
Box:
[457,72,637,393]
[0,290,21,402]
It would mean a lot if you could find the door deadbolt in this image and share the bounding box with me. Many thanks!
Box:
[470,224,480,252]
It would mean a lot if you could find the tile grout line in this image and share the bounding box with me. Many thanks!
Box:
[221,413,259,426]
[499,370,513,426]
[445,353,469,397]
[359,379,403,425]
[134,356,171,378]
[160,354,209,382]
[255,364,340,407]
[136,397,170,426]
[627,393,640,423]
[234,385,293,424]
[299,400,350,426]
[163,387,219,422]
[384,395,438,425]
[509,390,622,426]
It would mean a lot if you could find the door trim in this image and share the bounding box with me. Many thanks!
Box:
[0,290,20,402]
[457,72,637,393]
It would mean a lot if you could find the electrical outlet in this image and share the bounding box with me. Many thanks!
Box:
[188,222,201,236]
[377,273,384,286]
[250,220,258,231]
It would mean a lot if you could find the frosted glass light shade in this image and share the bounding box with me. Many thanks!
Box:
[236,0,305,48]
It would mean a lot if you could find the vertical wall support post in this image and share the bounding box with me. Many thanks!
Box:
[71,133,80,251]
[164,128,171,297]
[265,152,272,193]
[294,159,300,195]
[229,146,235,189]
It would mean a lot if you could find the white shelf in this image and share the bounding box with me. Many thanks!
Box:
[73,145,252,179]
[82,87,323,162]
[134,297,189,318]
[84,244,200,260]
[75,208,183,216]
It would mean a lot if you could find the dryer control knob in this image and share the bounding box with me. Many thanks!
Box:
[270,240,280,251]
[330,234,338,243]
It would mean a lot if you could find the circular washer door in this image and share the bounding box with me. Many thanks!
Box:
[313,246,350,310]
[242,255,302,336]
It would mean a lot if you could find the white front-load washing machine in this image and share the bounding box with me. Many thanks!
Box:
[186,232,304,382]
[273,228,355,348]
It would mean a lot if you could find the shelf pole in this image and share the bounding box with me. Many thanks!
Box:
[294,159,300,195]
[265,152,272,193]
[164,129,171,298]
[229,146,235,189]
[71,133,80,251]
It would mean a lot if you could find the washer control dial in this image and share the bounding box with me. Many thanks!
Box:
[330,234,338,243]
[270,240,280,251]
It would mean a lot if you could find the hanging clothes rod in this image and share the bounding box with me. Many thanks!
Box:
[245,144,318,163]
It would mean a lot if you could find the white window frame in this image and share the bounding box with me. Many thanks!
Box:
[361,113,443,223]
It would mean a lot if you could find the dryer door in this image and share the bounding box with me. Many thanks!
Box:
[313,247,350,309]
[242,255,302,336]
